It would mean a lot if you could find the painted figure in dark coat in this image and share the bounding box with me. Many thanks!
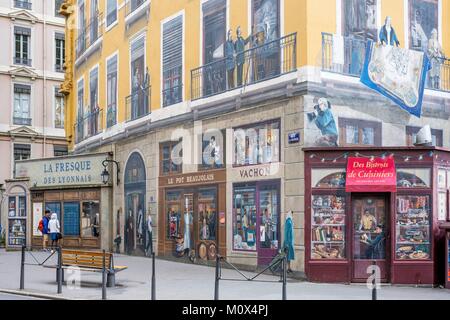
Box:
[364,225,386,259]
[225,29,235,89]
[235,26,251,87]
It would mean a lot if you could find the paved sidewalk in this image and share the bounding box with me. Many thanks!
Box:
[0,249,449,300]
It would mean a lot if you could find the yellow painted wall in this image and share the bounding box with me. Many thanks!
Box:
[63,0,450,150]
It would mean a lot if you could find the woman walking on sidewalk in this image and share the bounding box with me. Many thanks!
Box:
[48,213,61,252]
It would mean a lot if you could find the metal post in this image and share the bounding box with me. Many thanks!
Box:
[214,255,220,300]
[151,252,156,300]
[20,245,25,290]
[57,246,62,294]
[282,254,287,301]
[372,261,377,301]
[102,250,107,300]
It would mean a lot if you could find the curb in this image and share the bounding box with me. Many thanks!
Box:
[0,288,72,300]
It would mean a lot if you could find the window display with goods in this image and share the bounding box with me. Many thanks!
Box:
[311,195,346,259]
[396,195,431,260]
[233,187,257,251]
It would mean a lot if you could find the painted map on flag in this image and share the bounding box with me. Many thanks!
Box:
[360,40,430,118]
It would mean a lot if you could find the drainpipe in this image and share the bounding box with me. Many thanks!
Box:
[42,2,48,158]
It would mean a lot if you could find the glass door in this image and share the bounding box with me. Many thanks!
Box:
[258,184,280,265]
[352,195,389,282]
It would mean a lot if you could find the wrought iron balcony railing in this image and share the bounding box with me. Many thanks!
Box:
[191,33,297,101]
[162,84,183,107]
[321,32,450,93]
[125,0,146,17]
[76,13,104,60]
[125,86,151,121]
[13,117,32,126]
[14,57,32,66]
[74,108,103,144]
[14,0,32,10]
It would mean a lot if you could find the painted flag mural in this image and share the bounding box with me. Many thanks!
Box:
[360,40,430,118]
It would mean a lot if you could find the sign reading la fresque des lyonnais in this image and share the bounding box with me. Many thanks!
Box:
[346,157,397,193]
[15,153,110,188]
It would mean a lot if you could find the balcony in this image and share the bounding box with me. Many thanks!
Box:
[14,57,32,66]
[191,33,297,101]
[14,0,32,10]
[162,84,183,107]
[13,117,31,126]
[74,108,103,144]
[321,32,450,93]
[125,0,150,29]
[75,13,103,66]
[125,86,151,122]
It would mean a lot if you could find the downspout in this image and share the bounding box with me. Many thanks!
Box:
[43,3,48,158]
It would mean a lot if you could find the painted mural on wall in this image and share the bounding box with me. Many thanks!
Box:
[124,152,147,256]
[409,0,438,52]
[305,98,339,147]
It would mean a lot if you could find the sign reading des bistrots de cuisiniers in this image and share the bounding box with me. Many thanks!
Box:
[15,153,111,188]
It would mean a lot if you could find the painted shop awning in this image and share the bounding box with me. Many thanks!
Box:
[346,157,397,193]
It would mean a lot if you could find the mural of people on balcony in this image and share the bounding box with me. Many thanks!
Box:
[409,0,438,53]
[427,29,445,90]
[379,16,400,47]
[307,98,339,147]
[143,67,150,114]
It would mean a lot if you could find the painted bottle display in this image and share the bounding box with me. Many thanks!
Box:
[311,195,346,259]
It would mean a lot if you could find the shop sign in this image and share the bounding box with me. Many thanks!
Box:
[239,166,271,179]
[346,157,397,192]
[15,153,110,188]
[166,173,216,186]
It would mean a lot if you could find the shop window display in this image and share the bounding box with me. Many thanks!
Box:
[233,187,257,251]
[167,191,182,239]
[397,169,430,188]
[314,172,346,188]
[8,219,26,246]
[259,186,279,250]
[396,195,431,260]
[63,202,80,236]
[81,201,100,238]
[311,195,346,259]
[198,189,217,241]
[233,121,280,166]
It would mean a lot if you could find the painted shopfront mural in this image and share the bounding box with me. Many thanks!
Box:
[305,97,339,147]
[124,152,147,256]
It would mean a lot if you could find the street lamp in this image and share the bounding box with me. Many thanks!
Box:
[101,159,120,186]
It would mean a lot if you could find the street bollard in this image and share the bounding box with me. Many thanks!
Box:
[151,252,156,300]
[20,245,25,290]
[214,255,220,300]
[372,261,377,301]
[282,254,287,301]
[102,250,107,300]
[57,246,62,294]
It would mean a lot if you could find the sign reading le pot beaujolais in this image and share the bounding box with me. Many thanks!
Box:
[15,153,110,187]
[346,157,397,193]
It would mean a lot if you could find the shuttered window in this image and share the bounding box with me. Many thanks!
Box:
[162,15,183,107]
[107,55,118,128]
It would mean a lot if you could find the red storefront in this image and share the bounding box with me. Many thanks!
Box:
[304,147,450,285]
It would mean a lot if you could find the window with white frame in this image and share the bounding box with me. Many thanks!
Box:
[76,79,84,142]
[107,55,118,128]
[55,0,64,17]
[55,33,65,72]
[14,0,32,10]
[162,15,183,107]
[14,26,31,66]
[106,0,118,27]
[14,144,31,162]
[54,87,65,129]
[13,84,31,126]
